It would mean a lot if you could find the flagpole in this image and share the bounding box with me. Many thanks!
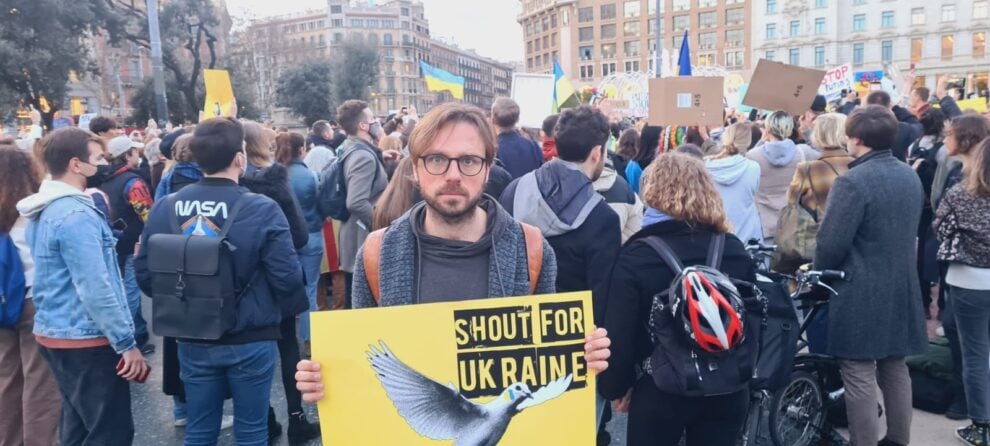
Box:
[655,0,662,78]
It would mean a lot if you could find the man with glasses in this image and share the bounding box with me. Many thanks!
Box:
[16,128,148,445]
[334,100,389,308]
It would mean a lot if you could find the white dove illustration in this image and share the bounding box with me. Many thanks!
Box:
[367,341,573,446]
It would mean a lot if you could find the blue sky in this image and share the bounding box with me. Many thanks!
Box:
[228,0,524,63]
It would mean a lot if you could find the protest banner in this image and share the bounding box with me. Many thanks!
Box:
[511,73,555,129]
[77,113,97,130]
[311,292,597,445]
[724,74,746,109]
[853,70,884,97]
[202,69,235,119]
[956,98,989,113]
[648,76,724,127]
[742,59,826,116]
[818,64,853,102]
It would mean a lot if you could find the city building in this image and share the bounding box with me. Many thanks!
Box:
[751,0,988,95]
[242,0,514,118]
[518,0,753,86]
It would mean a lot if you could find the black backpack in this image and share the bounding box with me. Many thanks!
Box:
[317,144,379,221]
[146,193,261,340]
[639,234,764,397]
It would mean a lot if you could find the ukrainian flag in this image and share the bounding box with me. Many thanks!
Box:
[420,61,465,100]
[553,57,575,112]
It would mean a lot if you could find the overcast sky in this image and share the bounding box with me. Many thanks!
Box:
[227,0,524,63]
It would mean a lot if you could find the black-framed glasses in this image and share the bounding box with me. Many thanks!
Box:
[421,154,487,176]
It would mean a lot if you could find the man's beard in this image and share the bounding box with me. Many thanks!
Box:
[422,185,483,225]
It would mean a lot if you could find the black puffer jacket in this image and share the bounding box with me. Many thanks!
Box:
[242,163,309,250]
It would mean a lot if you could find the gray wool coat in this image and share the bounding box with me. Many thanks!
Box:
[338,137,389,273]
[351,201,558,308]
[814,150,927,360]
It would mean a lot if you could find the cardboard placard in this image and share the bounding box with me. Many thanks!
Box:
[511,73,556,129]
[742,60,826,116]
[648,77,724,127]
[312,292,596,445]
[202,69,235,119]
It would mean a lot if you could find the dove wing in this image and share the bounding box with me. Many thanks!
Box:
[368,342,483,440]
[516,374,574,410]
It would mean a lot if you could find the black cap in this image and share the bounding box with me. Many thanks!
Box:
[811,94,827,113]
[158,128,186,160]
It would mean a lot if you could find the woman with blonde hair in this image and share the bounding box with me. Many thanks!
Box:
[705,122,763,243]
[600,153,757,446]
[774,113,854,272]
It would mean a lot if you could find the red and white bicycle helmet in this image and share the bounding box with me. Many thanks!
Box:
[672,265,746,353]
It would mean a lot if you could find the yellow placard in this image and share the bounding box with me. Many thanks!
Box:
[202,69,234,119]
[956,98,988,113]
[311,292,597,445]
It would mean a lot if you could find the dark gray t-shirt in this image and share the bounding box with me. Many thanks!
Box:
[409,199,500,303]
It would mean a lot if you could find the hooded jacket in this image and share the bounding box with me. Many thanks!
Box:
[746,139,820,239]
[593,163,644,243]
[16,180,135,353]
[242,163,309,250]
[705,154,763,243]
[501,160,621,321]
[154,162,203,200]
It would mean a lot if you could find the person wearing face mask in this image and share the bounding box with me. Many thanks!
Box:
[331,100,389,308]
[99,135,155,354]
[16,129,149,446]
[134,118,303,446]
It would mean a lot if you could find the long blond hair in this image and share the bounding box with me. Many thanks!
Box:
[642,153,731,233]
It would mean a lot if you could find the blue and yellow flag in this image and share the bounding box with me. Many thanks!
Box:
[419,61,465,100]
[552,57,575,112]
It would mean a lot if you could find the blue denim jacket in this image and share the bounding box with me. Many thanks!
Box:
[286,160,322,233]
[17,180,136,353]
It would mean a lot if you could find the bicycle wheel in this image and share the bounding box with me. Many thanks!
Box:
[769,371,827,446]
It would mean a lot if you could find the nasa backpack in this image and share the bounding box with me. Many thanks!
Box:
[145,193,259,340]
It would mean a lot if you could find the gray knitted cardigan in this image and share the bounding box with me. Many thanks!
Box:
[352,202,558,308]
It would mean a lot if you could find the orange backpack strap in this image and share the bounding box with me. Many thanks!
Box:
[363,229,386,304]
[520,223,544,295]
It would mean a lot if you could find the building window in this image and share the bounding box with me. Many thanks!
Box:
[725,51,744,67]
[579,7,594,22]
[580,46,594,60]
[766,23,777,39]
[853,0,865,5]
[580,64,595,79]
[535,39,541,51]
[602,62,617,76]
[700,32,716,49]
[351,19,364,27]
[911,38,923,62]
[601,4,617,20]
[674,0,691,11]
[401,7,410,16]
[552,33,558,46]
[330,5,342,13]
[624,40,641,56]
[790,20,800,36]
[624,60,641,71]
[815,0,827,8]
[942,34,954,59]
[625,1,641,17]
[699,0,718,8]
[602,43,617,58]
[815,46,825,66]
[766,50,776,60]
[853,42,864,65]
[725,29,743,47]
[700,11,717,28]
[384,33,393,45]
[543,35,549,48]
[383,20,395,28]
[367,19,379,28]
[814,17,826,34]
[767,0,777,14]
[699,53,716,65]
[853,14,865,31]
[976,1,989,18]
[527,58,533,69]
[882,40,893,62]
[624,21,641,36]
[332,19,343,27]
[789,48,800,65]
[601,24,617,39]
[649,19,660,35]
[649,0,662,14]
[911,8,925,25]
[333,32,343,43]
[726,8,744,25]
[975,32,986,57]
[674,15,690,31]
[942,4,956,21]
[881,11,894,28]
[579,27,594,41]
[674,34,685,49]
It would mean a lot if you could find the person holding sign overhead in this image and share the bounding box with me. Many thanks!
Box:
[294,102,611,404]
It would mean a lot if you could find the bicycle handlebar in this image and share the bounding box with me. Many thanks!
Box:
[745,239,778,252]
[820,270,846,281]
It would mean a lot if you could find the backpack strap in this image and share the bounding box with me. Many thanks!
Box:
[520,223,543,295]
[638,236,684,274]
[363,228,385,304]
[166,194,181,234]
[706,233,726,270]
[218,193,256,238]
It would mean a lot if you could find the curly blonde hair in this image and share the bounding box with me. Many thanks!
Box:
[642,153,731,233]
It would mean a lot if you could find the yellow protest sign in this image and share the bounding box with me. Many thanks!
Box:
[956,98,988,113]
[202,69,234,119]
[311,292,597,445]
